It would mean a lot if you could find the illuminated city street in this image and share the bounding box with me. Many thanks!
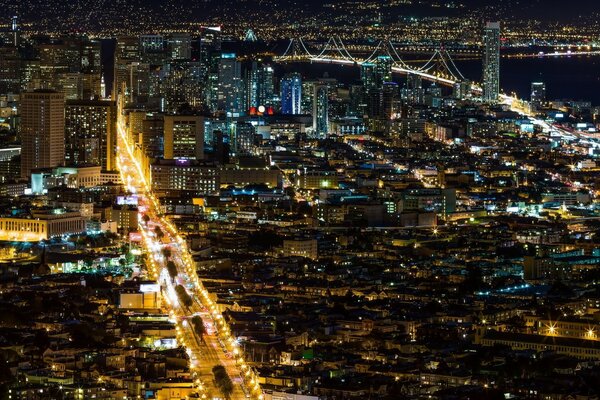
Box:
[117,112,261,400]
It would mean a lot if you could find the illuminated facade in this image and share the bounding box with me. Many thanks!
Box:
[482,22,500,103]
[65,100,117,171]
[280,73,302,115]
[20,90,65,179]
[0,210,85,242]
[163,115,204,160]
[312,84,328,138]
[150,160,219,194]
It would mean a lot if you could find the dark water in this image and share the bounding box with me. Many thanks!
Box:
[455,56,600,105]
[282,55,600,106]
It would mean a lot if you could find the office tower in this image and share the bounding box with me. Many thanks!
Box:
[142,114,164,161]
[198,27,222,101]
[401,73,424,104]
[313,84,329,138]
[349,84,366,117]
[212,130,227,164]
[80,39,102,74]
[128,62,151,102]
[139,34,165,64]
[38,41,81,90]
[234,122,256,155]
[216,53,243,114]
[301,81,316,114]
[11,16,19,47]
[169,33,192,60]
[483,22,501,103]
[246,62,275,110]
[160,61,204,113]
[65,100,117,171]
[60,72,102,100]
[114,36,140,98]
[531,82,546,105]
[375,55,393,86]
[367,83,398,121]
[0,47,21,95]
[280,73,302,115]
[453,80,472,100]
[163,115,204,160]
[128,110,146,147]
[361,62,377,91]
[20,90,65,179]
[381,82,399,120]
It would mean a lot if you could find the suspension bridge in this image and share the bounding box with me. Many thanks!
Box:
[273,36,469,86]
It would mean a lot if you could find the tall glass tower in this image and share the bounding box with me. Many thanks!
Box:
[482,22,500,103]
[280,73,302,115]
[313,84,328,138]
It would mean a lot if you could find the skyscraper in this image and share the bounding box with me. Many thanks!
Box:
[168,33,192,60]
[375,55,393,87]
[531,82,546,105]
[64,100,117,171]
[11,16,19,47]
[20,90,65,179]
[163,115,204,160]
[313,84,328,138]
[280,73,302,115]
[360,62,377,91]
[401,73,424,104]
[233,122,256,155]
[247,62,275,110]
[216,53,243,114]
[483,22,501,103]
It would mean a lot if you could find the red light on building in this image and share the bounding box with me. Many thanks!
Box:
[249,107,257,115]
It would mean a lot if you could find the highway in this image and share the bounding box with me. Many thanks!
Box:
[116,109,262,400]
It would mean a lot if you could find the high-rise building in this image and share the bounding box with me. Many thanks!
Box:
[20,90,65,179]
[160,61,204,113]
[198,27,222,108]
[168,34,192,60]
[233,122,256,155]
[483,22,501,103]
[367,82,398,124]
[65,100,117,171]
[11,16,19,47]
[361,62,377,91]
[301,80,316,114]
[531,82,546,105]
[0,47,21,95]
[142,113,164,161]
[216,53,243,114]
[163,115,204,160]
[246,62,274,110]
[375,55,393,86]
[280,73,302,115]
[401,73,424,104]
[313,84,329,138]
[139,34,165,64]
[114,36,140,98]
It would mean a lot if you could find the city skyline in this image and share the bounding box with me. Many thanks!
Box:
[0,3,600,400]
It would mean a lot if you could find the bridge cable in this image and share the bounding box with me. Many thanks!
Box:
[387,41,411,69]
[363,40,384,63]
[444,50,467,81]
[281,39,295,59]
[314,37,335,59]
[298,38,314,58]
[336,36,358,62]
